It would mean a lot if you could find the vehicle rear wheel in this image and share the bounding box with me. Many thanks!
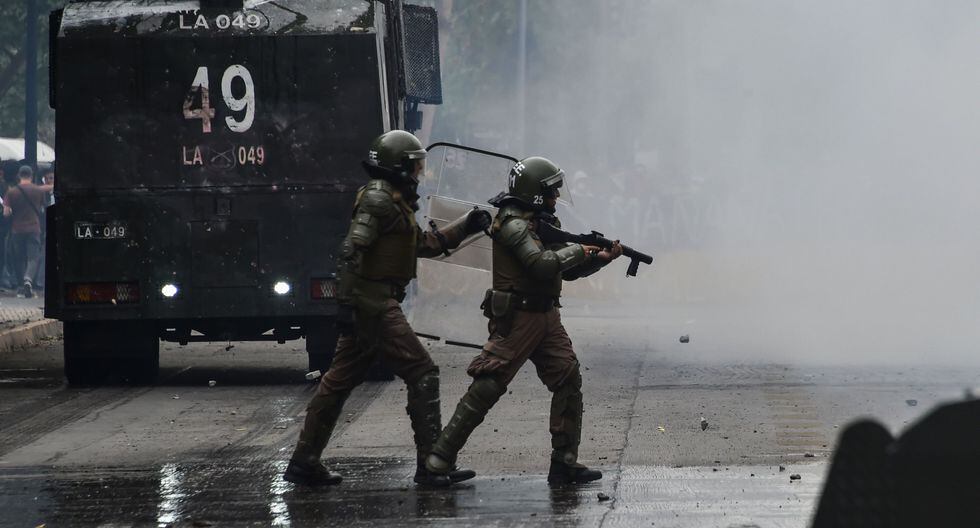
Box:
[64,321,160,386]
[365,360,396,381]
[305,320,338,376]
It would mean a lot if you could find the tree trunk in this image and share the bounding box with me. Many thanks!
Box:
[0,47,25,101]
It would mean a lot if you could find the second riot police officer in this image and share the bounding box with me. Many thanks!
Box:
[284,130,491,487]
[425,156,623,485]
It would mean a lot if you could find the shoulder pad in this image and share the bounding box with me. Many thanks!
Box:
[496,216,531,246]
[367,178,395,191]
[497,204,530,221]
[357,180,398,216]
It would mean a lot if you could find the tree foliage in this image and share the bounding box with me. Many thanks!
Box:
[0,0,62,146]
[429,0,650,173]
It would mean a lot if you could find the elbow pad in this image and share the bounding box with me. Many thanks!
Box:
[348,210,379,248]
[553,244,587,271]
[431,212,470,251]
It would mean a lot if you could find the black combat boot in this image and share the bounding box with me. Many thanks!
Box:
[283,389,350,486]
[417,454,476,485]
[406,371,476,486]
[449,465,476,483]
[547,370,600,484]
[425,377,506,482]
[283,459,343,486]
[547,457,603,485]
[413,460,451,487]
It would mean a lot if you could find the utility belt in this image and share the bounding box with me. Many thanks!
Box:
[480,289,556,338]
[481,289,556,317]
[352,277,407,303]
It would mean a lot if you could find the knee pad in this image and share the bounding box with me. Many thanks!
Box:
[551,363,583,394]
[408,369,440,397]
[467,376,507,412]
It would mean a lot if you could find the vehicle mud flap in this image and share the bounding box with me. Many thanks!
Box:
[64,321,160,386]
[305,318,339,376]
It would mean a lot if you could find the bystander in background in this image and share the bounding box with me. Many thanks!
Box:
[3,165,52,298]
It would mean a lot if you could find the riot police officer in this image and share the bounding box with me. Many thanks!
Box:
[284,130,491,487]
[425,156,622,485]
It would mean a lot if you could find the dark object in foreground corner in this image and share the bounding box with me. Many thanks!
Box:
[532,214,654,276]
[812,399,980,528]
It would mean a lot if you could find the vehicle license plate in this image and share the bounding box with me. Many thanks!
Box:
[74,222,129,239]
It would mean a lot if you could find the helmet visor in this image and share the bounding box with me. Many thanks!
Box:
[540,170,573,207]
[404,148,427,161]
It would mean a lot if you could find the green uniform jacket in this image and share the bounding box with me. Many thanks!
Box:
[338,179,469,313]
[491,205,603,299]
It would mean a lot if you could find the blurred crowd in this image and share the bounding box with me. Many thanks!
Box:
[562,165,717,252]
[0,158,54,299]
[420,146,721,254]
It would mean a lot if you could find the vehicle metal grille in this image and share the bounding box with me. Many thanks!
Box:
[402,4,443,105]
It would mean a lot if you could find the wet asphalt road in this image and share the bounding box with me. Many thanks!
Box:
[0,316,976,527]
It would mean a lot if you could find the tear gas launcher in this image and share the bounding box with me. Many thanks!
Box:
[532,214,654,276]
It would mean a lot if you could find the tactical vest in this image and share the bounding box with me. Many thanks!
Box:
[492,208,564,298]
[355,181,419,284]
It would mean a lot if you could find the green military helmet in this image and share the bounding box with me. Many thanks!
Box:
[363,130,427,185]
[502,156,566,212]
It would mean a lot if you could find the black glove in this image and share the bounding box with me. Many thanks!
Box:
[465,208,493,235]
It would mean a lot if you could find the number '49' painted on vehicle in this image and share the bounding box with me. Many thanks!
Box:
[182,65,255,134]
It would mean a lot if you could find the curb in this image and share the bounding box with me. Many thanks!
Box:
[0,319,62,355]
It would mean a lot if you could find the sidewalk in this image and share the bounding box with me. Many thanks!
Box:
[0,291,61,355]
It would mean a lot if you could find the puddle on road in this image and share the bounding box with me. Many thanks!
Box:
[0,457,608,527]
[0,368,63,388]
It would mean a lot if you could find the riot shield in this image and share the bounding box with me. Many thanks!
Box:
[417,143,518,269]
[408,143,517,347]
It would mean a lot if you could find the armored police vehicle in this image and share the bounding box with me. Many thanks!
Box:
[46,0,443,384]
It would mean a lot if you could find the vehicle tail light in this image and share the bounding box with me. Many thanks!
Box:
[310,278,337,300]
[66,282,140,305]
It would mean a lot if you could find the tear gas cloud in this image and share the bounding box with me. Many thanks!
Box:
[429,0,980,365]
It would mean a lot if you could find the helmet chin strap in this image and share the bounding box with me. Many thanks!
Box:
[362,162,421,210]
[398,180,421,211]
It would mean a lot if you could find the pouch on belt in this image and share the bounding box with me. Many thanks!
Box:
[480,289,517,337]
[351,279,403,350]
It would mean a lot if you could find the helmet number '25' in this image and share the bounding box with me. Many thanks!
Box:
[183,65,255,134]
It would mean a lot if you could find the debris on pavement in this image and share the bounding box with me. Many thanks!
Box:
[208,380,217,387]
[700,416,708,431]
[597,492,611,501]
[305,370,322,381]
[804,453,814,458]
[172,395,180,400]
[906,399,917,406]
[225,344,235,351]
[779,465,786,472]
[657,425,666,433]
[789,474,801,481]
[679,334,690,343]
